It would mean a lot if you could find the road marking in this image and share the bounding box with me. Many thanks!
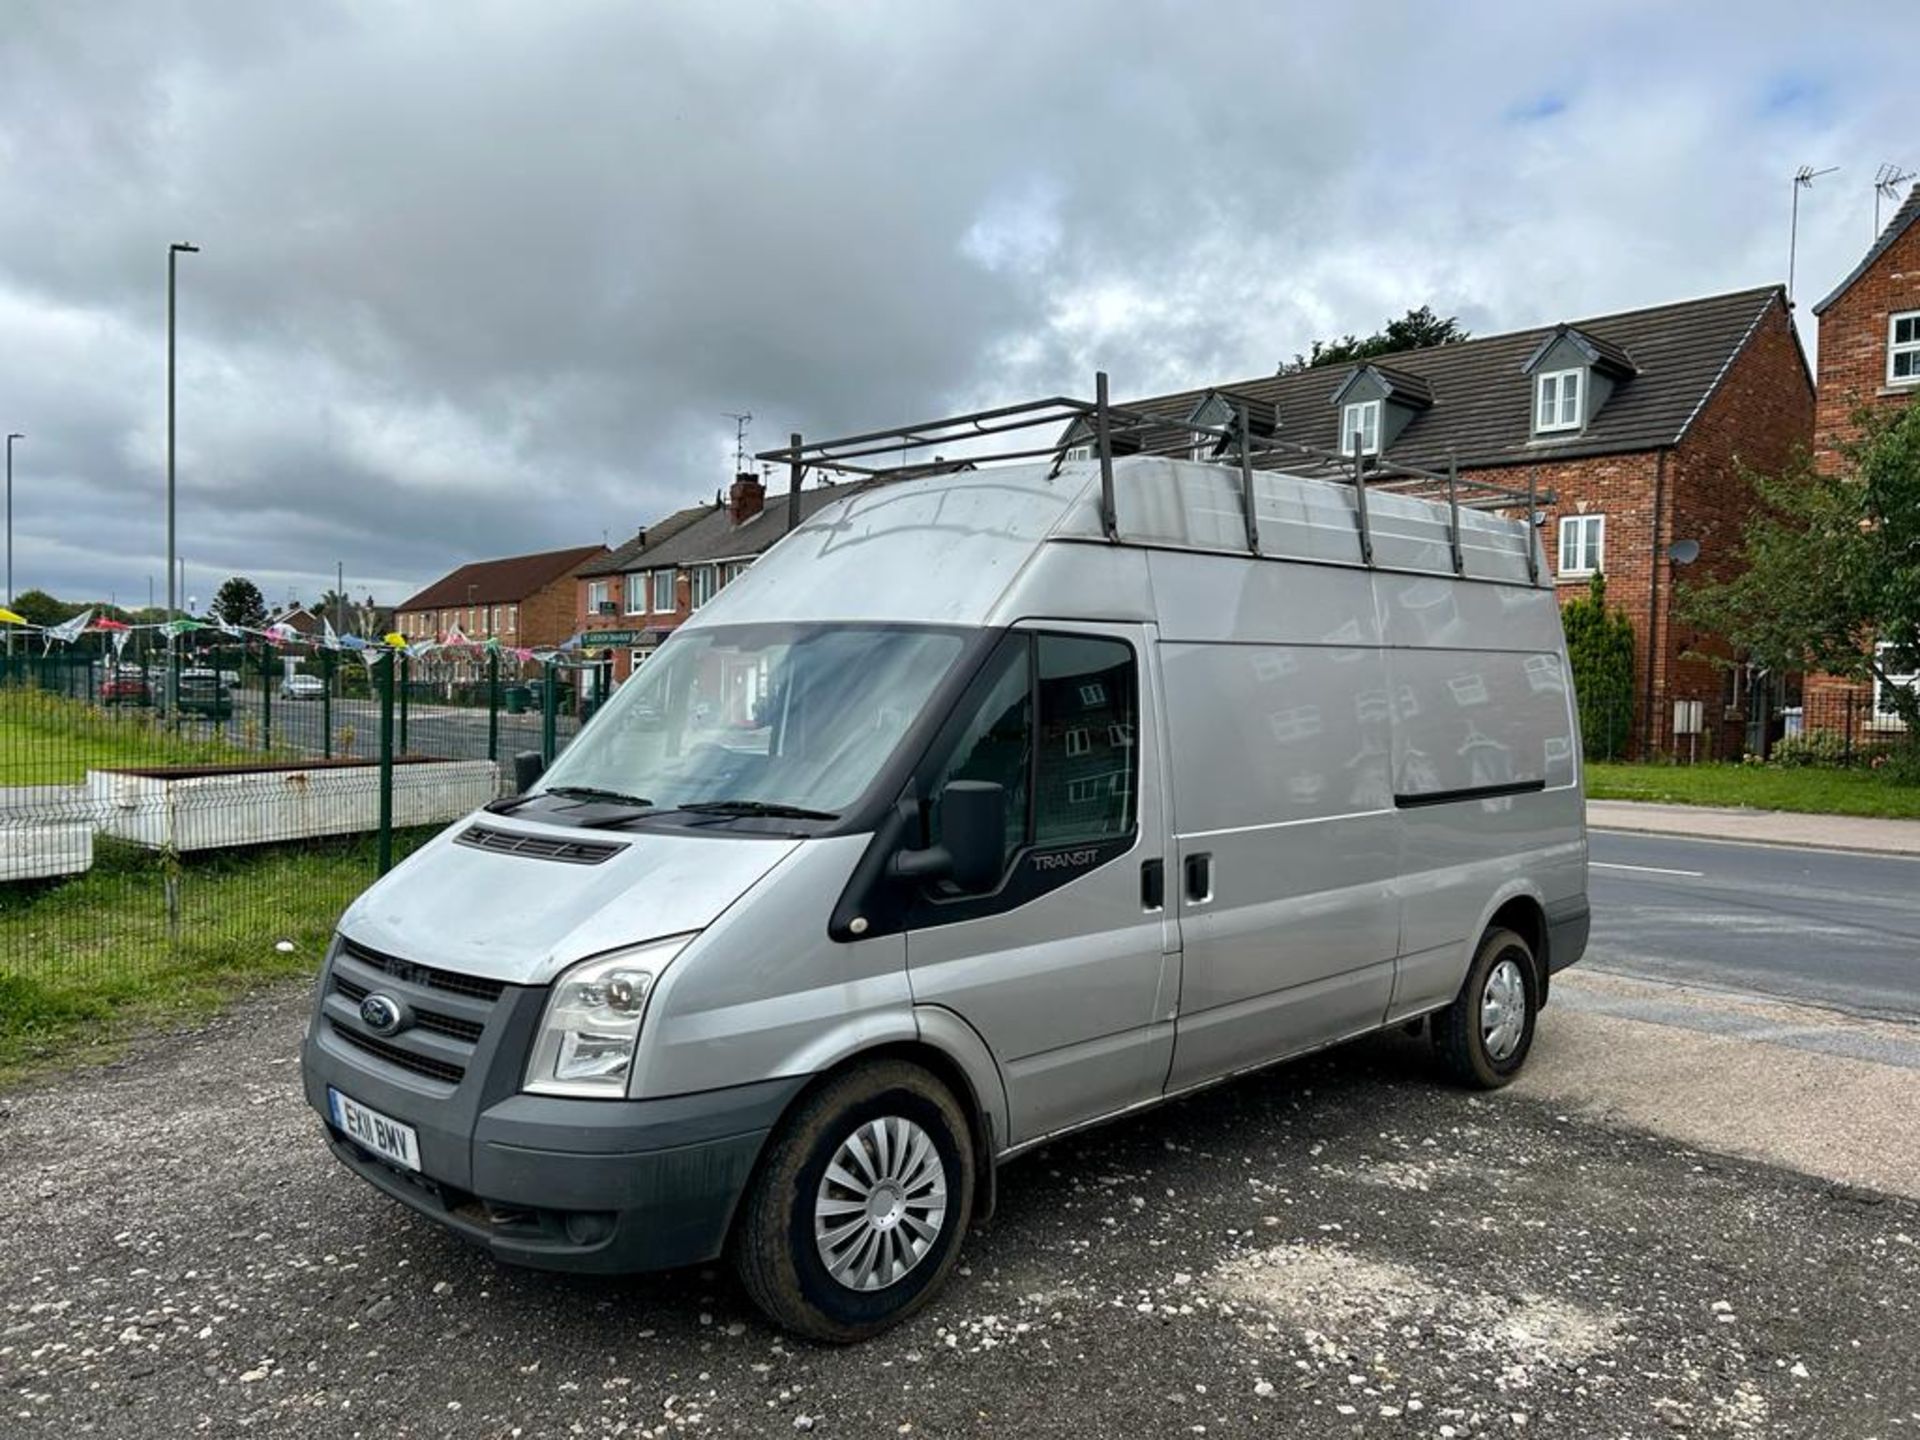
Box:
[1591,861,1705,878]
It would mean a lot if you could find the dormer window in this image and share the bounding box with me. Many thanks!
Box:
[1340,399,1381,456]
[1535,369,1584,432]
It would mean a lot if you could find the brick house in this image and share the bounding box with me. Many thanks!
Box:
[1801,183,1920,739]
[575,474,865,686]
[1068,286,1814,758]
[395,544,609,680]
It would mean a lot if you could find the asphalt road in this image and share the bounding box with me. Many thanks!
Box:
[1587,829,1920,1019]
[201,693,578,763]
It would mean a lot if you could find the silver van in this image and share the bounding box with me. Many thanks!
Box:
[302,399,1588,1341]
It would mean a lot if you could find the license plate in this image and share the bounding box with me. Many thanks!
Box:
[328,1087,421,1172]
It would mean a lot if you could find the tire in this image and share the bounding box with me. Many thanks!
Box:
[1432,926,1538,1089]
[733,1061,975,1343]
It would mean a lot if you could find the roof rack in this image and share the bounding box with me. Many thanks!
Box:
[756,371,1551,582]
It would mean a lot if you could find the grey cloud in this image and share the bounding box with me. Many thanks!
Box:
[0,0,1913,606]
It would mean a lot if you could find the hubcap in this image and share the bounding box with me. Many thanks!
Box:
[1481,955,1527,1062]
[814,1116,948,1292]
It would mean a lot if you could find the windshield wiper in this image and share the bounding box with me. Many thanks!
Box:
[544,784,655,809]
[676,800,840,821]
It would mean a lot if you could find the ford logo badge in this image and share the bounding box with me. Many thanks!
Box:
[360,993,406,1036]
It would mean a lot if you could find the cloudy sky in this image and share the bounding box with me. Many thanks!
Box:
[1,0,1913,610]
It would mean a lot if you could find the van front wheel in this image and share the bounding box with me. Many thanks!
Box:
[1433,927,1538,1089]
[733,1060,974,1342]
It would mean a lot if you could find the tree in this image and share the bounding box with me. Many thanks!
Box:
[315,589,353,628]
[1679,404,1920,736]
[1561,573,1637,760]
[7,588,83,628]
[1279,305,1471,374]
[213,575,268,631]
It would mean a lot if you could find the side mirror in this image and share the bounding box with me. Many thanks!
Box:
[511,750,546,794]
[890,780,1006,892]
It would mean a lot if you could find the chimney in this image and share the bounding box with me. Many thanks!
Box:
[728,472,765,525]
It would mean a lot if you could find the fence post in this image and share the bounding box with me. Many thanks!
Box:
[322,648,334,760]
[378,651,395,874]
[541,659,558,765]
[487,647,500,762]
[259,640,272,752]
[399,653,411,755]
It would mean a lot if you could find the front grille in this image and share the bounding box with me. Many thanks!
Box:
[327,1018,466,1085]
[332,974,485,1044]
[455,823,624,865]
[339,938,506,1001]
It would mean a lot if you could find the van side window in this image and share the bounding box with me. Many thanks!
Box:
[929,638,1032,866]
[1035,635,1137,846]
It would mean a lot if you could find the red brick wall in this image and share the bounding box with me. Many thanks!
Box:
[574,567,692,684]
[1666,295,1815,756]
[1814,218,1920,468]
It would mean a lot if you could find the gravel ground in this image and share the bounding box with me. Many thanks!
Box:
[3,987,1918,1439]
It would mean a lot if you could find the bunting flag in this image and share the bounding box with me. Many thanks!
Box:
[160,617,203,638]
[0,607,28,625]
[337,632,370,650]
[321,619,341,651]
[213,613,242,638]
[92,617,131,632]
[383,632,408,650]
[443,624,470,648]
[265,621,300,644]
[44,610,93,645]
[111,628,131,658]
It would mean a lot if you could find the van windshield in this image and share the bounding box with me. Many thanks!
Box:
[539,624,967,818]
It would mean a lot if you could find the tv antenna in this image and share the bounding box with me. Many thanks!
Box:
[1875,163,1915,234]
[1787,164,1838,304]
[723,412,752,473]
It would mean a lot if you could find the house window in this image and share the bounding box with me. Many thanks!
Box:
[1873,643,1918,729]
[1339,400,1381,456]
[650,571,675,612]
[588,580,612,613]
[506,605,518,633]
[1890,311,1920,386]
[1536,369,1584,432]
[723,560,752,587]
[625,573,648,614]
[1557,514,1605,577]
[1064,726,1091,756]
[1064,444,1092,462]
[630,648,652,675]
[689,565,717,609]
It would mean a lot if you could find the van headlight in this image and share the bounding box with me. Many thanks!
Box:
[524,935,694,1097]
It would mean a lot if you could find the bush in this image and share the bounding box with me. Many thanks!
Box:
[1562,573,1636,760]
[1770,731,1857,768]
[1870,743,1920,786]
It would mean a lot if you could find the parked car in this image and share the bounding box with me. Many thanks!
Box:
[176,673,233,718]
[280,673,325,700]
[100,671,152,706]
[302,448,1589,1342]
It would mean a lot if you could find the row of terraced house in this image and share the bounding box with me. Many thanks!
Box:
[394,187,1920,754]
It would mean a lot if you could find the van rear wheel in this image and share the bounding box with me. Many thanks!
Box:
[733,1060,974,1342]
[1433,926,1538,1089]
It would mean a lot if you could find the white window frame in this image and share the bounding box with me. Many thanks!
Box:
[1873,642,1918,730]
[624,573,648,614]
[1339,399,1381,456]
[1889,310,1920,387]
[506,604,518,633]
[1536,368,1584,433]
[723,560,752,586]
[689,565,717,610]
[1064,726,1091,756]
[1063,444,1092,462]
[630,648,651,675]
[587,580,611,613]
[651,570,675,613]
[1077,681,1107,706]
[1557,514,1605,577]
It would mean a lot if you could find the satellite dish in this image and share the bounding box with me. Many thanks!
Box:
[1668,539,1701,566]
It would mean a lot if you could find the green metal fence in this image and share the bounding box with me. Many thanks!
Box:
[1,650,595,1032]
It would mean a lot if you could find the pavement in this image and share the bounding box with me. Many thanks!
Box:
[1588,798,1920,856]
[3,971,1918,1439]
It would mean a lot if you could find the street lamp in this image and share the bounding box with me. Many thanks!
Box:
[165,241,199,714]
[5,432,20,659]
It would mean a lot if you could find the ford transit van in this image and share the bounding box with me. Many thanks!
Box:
[303,420,1588,1341]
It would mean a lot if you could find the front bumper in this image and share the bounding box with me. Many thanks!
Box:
[301,962,803,1273]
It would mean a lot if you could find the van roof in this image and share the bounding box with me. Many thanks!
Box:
[684,455,1543,634]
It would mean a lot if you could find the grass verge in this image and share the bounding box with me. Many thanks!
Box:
[0,829,432,1085]
[1,687,270,786]
[1586,761,1920,820]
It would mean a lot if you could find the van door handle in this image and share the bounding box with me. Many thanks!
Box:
[1140,858,1164,911]
[1184,852,1213,904]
